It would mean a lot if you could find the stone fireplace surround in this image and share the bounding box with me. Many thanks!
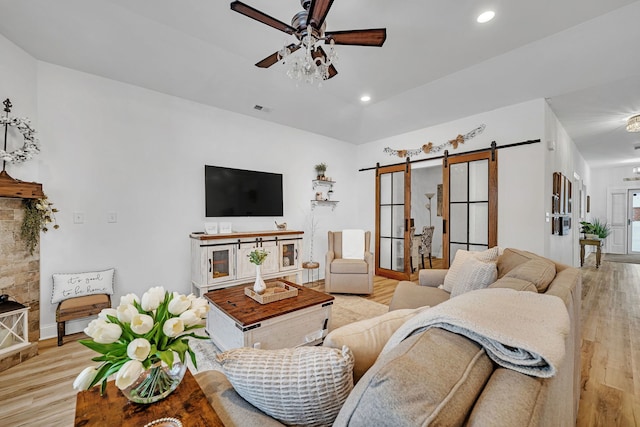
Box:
[0,197,40,372]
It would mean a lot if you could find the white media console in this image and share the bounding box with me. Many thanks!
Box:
[190,230,304,296]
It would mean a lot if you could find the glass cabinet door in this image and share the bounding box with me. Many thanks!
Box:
[206,245,235,284]
[279,240,299,271]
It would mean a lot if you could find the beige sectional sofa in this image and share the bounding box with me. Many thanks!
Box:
[195,248,581,427]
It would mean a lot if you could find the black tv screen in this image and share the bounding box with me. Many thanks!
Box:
[205,165,283,217]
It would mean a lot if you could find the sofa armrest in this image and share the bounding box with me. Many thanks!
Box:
[418,269,448,287]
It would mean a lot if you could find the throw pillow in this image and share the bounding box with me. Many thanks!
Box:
[504,258,556,293]
[217,345,354,427]
[323,307,426,383]
[51,268,115,304]
[443,247,500,293]
[449,257,498,298]
[333,328,493,427]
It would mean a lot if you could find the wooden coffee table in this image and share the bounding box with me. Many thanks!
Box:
[204,280,334,351]
[74,370,223,426]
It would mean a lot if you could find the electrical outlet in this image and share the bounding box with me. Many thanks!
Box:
[73,212,85,224]
[107,212,118,223]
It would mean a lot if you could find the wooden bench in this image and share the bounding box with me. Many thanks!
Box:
[56,294,111,346]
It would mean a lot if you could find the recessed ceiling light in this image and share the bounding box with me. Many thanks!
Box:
[477,11,495,23]
[360,95,371,102]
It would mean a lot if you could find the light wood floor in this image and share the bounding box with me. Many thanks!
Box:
[0,255,638,426]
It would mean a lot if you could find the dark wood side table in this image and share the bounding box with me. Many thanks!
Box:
[75,369,223,426]
[579,238,602,268]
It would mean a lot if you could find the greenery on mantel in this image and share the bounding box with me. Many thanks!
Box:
[21,195,59,255]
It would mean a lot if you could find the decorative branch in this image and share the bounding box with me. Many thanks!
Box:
[383,124,486,158]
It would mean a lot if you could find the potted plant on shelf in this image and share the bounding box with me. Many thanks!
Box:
[314,163,327,180]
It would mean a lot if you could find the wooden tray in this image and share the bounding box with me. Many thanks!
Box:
[245,281,298,304]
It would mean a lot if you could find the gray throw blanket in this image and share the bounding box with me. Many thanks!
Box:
[381,288,570,378]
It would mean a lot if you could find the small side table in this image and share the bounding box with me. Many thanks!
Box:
[302,261,320,286]
[579,238,602,268]
[75,370,223,426]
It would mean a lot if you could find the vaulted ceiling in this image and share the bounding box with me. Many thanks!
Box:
[1,0,639,168]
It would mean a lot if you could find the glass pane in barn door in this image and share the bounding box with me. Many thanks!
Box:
[376,163,411,280]
[443,150,497,267]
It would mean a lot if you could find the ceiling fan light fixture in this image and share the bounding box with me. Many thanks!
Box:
[477,11,495,23]
[627,114,640,132]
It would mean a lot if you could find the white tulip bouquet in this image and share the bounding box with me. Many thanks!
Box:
[73,286,209,398]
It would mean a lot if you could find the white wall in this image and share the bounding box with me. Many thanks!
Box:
[357,99,549,259]
[30,61,358,339]
[544,102,591,265]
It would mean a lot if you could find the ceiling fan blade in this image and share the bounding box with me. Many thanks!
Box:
[327,64,338,79]
[325,29,387,46]
[230,1,296,35]
[255,44,301,68]
[307,0,335,29]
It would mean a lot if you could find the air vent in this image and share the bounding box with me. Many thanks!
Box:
[253,104,271,113]
[634,144,640,150]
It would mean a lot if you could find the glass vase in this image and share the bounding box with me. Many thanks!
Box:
[121,361,186,404]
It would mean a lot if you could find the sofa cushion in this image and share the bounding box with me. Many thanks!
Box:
[216,345,354,427]
[467,368,545,427]
[489,277,538,293]
[450,257,498,298]
[323,307,425,383]
[388,281,450,311]
[331,258,368,274]
[443,247,500,292]
[504,258,556,293]
[333,328,494,427]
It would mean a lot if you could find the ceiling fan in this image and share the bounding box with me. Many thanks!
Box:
[230,0,387,80]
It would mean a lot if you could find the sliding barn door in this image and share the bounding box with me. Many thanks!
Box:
[375,163,411,280]
[442,150,498,267]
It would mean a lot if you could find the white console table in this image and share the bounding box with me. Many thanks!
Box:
[190,230,304,296]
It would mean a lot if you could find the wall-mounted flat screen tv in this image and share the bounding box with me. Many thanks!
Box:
[205,165,283,217]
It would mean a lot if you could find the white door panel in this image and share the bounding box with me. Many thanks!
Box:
[608,190,627,254]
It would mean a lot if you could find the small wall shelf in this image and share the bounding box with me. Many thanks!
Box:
[311,179,337,210]
[311,200,339,211]
[312,179,335,190]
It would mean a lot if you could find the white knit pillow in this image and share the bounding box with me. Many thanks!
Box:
[217,345,354,427]
[443,247,500,292]
[450,257,498,298]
